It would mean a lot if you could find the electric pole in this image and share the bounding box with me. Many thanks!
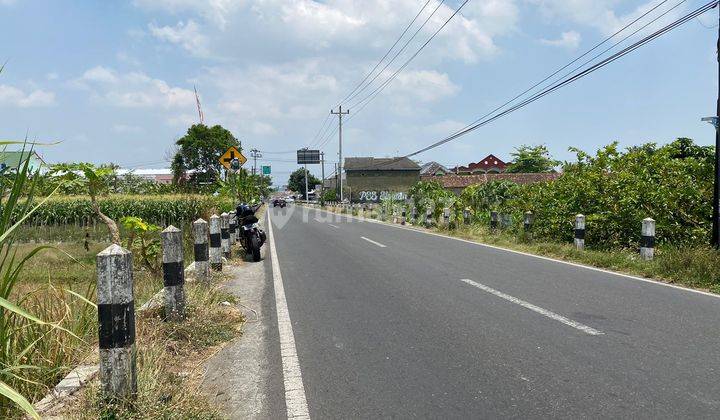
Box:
[250,149,262,175]
[320,152,325,206]
[715,5,720,248]
[331,106,350,202]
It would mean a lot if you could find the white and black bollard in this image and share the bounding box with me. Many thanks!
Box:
[574,214,585,250]
[490,211,499,231]
[463,209,471,225]
[229,210,237,246]
[162,225,185,321]
[221,212,231,259]
[412,206,418,223]
[401,208,406,225]
[97,244,137,399]
[193,218,209,283]
[524,211,534,232]
[425,208,433,226]
[209,214,222,271]
[640,218,655,261]
[443,208,450,226]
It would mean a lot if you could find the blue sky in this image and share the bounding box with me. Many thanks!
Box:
[0,0,718,185]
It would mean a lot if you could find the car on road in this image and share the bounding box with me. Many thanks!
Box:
[272,198,286,208]
[285,197,295,204]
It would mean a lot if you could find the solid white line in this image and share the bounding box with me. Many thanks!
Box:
[268,212,311,419]
[361,236,387,248]
[328,224,340,229]
[461,279,604,336]
[307,206,720,300]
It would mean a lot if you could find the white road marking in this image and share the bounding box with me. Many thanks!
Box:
[361,236,387,248]
[328,224,340,229]
[268,213,311,419]
[308,206,720,300]
[461,279,604,336]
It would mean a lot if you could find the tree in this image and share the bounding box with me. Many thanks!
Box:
[506,145,558,173]
[288,168,320,199]
[171,124,240,187]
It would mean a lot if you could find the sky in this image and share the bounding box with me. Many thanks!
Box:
[0,0,718,186]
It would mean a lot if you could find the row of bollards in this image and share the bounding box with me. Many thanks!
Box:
[96,211,243,400]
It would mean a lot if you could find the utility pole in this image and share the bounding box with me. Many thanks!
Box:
[331,106,350,202]
[250,149,262,176]
[706,5,720,247]
[320,152,325,206]
[304,163,309,204]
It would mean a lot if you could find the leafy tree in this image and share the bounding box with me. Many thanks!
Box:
[322,188,337,202]
[506,144,558,173]
[218,169,273,203]
[171,124,240,187]
[288,168,320,199]
[460,180,518,215]
[407,180,456,221]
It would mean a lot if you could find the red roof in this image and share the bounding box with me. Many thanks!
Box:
[423,173,560,189]
[453,154,507,173]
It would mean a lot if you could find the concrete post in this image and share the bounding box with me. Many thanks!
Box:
[425,208,432,226]
[229,210,237,246]
[524,211,534,232]
[209,214,222,271]
[640,218,655,261]
[412,206,418,223]
[221,212,231,259]
[443,208,450,226]
[162,225,185,321]
[380,205,386,221]
[401,208,406,225]
[192,218,209,284]
[97,244,137,399]
[463,209,471,225]
[575,214,586,250]
[490,211,498,231]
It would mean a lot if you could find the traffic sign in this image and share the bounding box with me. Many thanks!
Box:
[219,146,246,170]
[262,165,271,175]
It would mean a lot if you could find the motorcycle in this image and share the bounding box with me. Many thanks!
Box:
[236,203,267,262]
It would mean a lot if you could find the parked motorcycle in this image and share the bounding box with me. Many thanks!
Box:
[236,203,267,262]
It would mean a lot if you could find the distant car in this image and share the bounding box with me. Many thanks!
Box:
[273,199,286,208]
[285,197,295,203]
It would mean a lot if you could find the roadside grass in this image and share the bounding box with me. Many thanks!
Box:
[316,205,720,294]
[63,279,243,419]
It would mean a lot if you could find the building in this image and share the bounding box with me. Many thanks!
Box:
[117,168,174,184]
[0,150,46,173]
[344,157,421,202]
[452,154,508,174]
[420,161,451,177]
[432,173,561,195]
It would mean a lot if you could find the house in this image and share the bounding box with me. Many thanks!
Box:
[420,161,451,177]
[0,150,46,173]
[452,154,508,174]
[117,168,175,184]
[433,173,561,195]
[344,157,421,202]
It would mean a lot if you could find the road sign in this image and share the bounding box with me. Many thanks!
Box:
[220,146,246,170]
[262,165,271,175]
[297,149,320,164]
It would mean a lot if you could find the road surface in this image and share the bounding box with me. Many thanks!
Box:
[266,205,720,419]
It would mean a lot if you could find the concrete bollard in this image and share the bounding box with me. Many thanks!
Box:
[640,218,655,261]
[192,219,210,283]
[162,225,185,321]
[221,212,231,259]
[97,244,137,399]
[229,210,237,246]
[401,208,406,225]
[380,206,386,221]
[574,214,585,250]
[209,214,222,271]
[443,208,450,226]
[412,206,418,223]
[463,209,470,225]
[425,208,433,226]
[524,211,534,232]
[490,211,499,230]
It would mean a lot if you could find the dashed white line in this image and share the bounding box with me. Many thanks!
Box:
[328,224,340,229]
[461,279,604,336]
[361,236,387,248]
[268,212,311,419]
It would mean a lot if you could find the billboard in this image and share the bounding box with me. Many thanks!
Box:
[297,149,321,164]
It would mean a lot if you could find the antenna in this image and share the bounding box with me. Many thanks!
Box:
[194,85,204,124]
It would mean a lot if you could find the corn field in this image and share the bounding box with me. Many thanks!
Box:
[21,195,235,228]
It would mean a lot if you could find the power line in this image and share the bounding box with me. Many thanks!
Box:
[338,0,434,106]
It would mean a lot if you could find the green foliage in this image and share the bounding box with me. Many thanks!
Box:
[460,181,518,218]
[322,188,337,202]
[24,195,233,227]
[121,217,161,275]
[171,124,240,187]
[462,139,713,249]
[217,169,272,203]
[288,168,320,199]
[506,144,558,173]
[407,180,455,221]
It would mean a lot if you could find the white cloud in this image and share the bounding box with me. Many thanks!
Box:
[540,30,581,49]
[73,66,195,109]
[388,70,459,102]
[0,0,18,5]
[0,84,55,107]
[149,20,209,56]
[132,0,244,30]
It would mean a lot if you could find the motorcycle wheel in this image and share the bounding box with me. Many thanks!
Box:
[251,236,261,262]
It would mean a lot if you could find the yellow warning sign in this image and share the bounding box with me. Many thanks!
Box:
[219,146,247,170]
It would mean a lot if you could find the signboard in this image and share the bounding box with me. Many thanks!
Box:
[358,191,407,203]
[262,165,271,175]
[219,146,246,170]
[297,149,320,165]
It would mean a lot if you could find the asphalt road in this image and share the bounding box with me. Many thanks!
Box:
[267,205,720,419]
